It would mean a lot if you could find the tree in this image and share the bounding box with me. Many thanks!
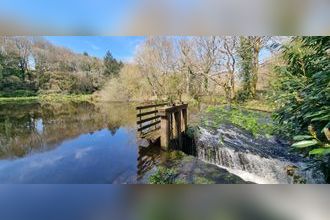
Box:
[237,36,273,100]
[136,37,181,99]
[103,50,123,77]
[179,37,225,101]
[237,37,254,100]
[1,37,107,96]
[219,36,238,102]
[14,37,32,80]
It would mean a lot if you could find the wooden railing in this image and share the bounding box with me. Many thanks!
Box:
[136,103,168,137]
[158,104,188,150]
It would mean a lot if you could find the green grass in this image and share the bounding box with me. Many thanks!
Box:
[0,94,93,104]
[0,90,37,98]
[204,106,275,136]
[240,99,275,112]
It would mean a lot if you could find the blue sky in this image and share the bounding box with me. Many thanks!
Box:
[0,0,137,33]
[44,36,271,63]
[45,36,145,61]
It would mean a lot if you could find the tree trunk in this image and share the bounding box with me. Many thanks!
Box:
[229,71,235,99]
[251,42,260,98]
[204,76,208,93]
[185,68,192,94]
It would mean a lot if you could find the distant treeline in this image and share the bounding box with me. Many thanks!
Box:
[0,37,123,97]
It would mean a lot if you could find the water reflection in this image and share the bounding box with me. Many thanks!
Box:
[0,101,161,183]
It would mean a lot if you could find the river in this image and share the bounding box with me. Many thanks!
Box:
[0,101,166,183]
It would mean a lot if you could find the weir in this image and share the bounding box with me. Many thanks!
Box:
[136,103,188,151]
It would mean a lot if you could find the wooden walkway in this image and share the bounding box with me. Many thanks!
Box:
[136,102,188,150]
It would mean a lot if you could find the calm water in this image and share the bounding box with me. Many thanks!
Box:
[0,101,164,183]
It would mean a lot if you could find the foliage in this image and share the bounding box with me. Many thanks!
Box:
[235,89,252,103]
[193,176,215,184]
[148,167,177,184]
[0,37,115,97]
[103,50,123,77]
[0,94,92,105]
[241,99,275,112]
[165,151,185,161]
[205,106,274,136]
[272,36,330,180]
[0,89,37,97]
[237,37,254,100]
[99,64,153,102]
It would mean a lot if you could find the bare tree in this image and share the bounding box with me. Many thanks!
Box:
[135,36,181,99]
[218,36,238,101]
[14,37,32,79]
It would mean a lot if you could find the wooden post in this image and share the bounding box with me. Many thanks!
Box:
[139,109,142,136]
[174,111,182,149]
[159,109,170,151]
[181,108,187,133]
[158,104,188,151]
[154,106,157,130]
[172,112,178,139]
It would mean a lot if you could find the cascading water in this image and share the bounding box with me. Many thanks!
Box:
[194,124,324,184]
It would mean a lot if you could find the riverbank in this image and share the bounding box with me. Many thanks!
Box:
[0,94,94,104]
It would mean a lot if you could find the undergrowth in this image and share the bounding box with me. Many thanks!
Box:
[148,167,178,184]
[204,106,275,136]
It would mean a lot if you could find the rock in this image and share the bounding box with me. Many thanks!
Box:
[141,153,247,184]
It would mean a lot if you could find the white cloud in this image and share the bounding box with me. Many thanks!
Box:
[90,44,100,50]
[75,147,92,159]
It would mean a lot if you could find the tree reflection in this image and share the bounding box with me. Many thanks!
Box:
[0,101,136,159]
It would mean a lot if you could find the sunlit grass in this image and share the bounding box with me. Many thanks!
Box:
[204,105,275,136]
[0,94,93,104]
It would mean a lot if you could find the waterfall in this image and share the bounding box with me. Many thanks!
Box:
[195,126,324,184]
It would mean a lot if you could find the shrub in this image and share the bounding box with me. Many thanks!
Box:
[148,167,177,184]
[272,37,329,146]
[272,36,330,181]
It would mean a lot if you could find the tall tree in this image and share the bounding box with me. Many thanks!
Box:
[103,50,123,77]
[219,36,238,101]
[136,37,180,98]
[237,36,273,99]
[14,37,32,80]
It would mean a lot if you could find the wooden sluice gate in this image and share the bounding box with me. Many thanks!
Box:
[136,103,188,151]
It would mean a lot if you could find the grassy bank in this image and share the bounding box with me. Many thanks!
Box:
[203,106,275,136]
[0,94,94,104]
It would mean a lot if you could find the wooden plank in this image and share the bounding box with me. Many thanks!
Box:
[136,103,168,110]
[136,110,158,117]
[140,128,161,139]
[158,104,188,116]
[137,115,160,125]
[160,113,170,151]
[137,120,161,131]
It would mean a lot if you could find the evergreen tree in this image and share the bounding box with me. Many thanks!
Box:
[103,50,123,77]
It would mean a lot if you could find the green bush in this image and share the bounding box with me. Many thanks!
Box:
[272,37,329,148]
[148,167,177,184]
[272,36,330,181]
[235,90,252,103]
[0,90,37,97]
